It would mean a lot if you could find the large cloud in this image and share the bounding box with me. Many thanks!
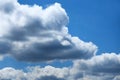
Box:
[0,0,97,62]
[0,53,120,80]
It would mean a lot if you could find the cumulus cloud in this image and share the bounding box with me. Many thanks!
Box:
[0,53,119,80]
[71,53,120,80]
[0,66,68,80]
[0,0,97,62]
[0,67,26,80]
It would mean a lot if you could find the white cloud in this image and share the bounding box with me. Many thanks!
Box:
[114,75,120,80]
[0,55,3,61]
[71,53,120,80]
[0,66,68,80]
[0,0,119,80]
[73,53,120,73]
[0,0,97,62]
[0,67,26,80]
[26,66,69,80]
[0,53,119,80]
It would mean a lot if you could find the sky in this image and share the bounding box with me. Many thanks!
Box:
[0,0,120,80]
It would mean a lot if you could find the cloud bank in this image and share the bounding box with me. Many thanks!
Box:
[0,0,97,62]
[0,0,119,80]
[0,53,120,80]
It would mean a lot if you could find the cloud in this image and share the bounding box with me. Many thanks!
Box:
[71,53,120,80]
[0,66,69,80]
[26,66,69,80]
[38,76,65,80]
[0,67,26,80]
[0,0,97,62]
[0,0,119,80]
[0,55,4,61]
[114,75,120,80]
[73,53,120,73]
[0,53,119,80]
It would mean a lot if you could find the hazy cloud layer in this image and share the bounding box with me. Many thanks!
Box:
[0,0,97,62]
[0,53,120,80]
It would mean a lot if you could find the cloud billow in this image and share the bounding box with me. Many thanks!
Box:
[0,53,120,80]
[71,53,120,80]
[0,0,97,62]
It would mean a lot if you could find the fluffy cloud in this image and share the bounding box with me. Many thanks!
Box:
[0,53,119,80]
[0,0,97,62]
[1,0,119,80]
[26,66,69,80]
[71,53,120,80]
[0,66,68,80]
[0,67,26,80]
[73,53,120,73]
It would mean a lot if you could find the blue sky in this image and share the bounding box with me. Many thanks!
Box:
[0,0,120,80]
